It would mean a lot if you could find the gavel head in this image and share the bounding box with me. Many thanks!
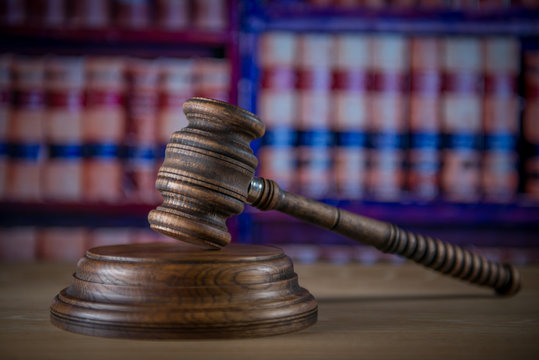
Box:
[148,97,265,248]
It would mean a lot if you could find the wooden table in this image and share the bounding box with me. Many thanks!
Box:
[1,261,538,360]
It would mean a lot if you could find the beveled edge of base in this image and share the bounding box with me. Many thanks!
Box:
[50,294,318,340]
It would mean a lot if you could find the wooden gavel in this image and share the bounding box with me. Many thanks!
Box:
[148,97,521,296]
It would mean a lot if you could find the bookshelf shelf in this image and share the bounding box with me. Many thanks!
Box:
[0,26,235,60]
[245,3,539,35]
[0,201,241,243]
[0,201,155,227]
[0,26,233,47]
[244,200,539,250]
[247,199,539,227]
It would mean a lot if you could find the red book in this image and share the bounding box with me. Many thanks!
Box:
[523,51,539,199]
[0,0,25,25]
[479,0,511,9]
[8,57,45,201]
[82,57,125,203]
[363,0,387,8]
[296,34,333,199]
[125,58,160,204]
[87,228,131,248]
[0,55,10,200]
[368,35,409,201]
[157,0,190,30]
[417,0,447,8]
[194,58,230,103]
[335,0,362,7]
[44,56,85,202]
[332,34,370,199]
[441,38,482,202]
[258,32,298,191]
[115,0,151,29]
[450,0,480,9]
[517,0,539,9]
[157,58,194,152]
[26,0,66,27]
[481,37,520,202]
[0,227,37,262]
[408,37,442,200]
[193,0,227,31]
[70,0,110,28]
[38,228,87,262]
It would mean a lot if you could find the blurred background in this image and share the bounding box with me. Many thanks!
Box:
[0,0,538,265]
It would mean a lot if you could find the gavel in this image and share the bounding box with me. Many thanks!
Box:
[148,97,521,296]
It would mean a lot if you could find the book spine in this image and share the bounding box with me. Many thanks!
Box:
[82,57,125,202]
[8,57,46,201]
[194,58,230,103]
[408,37,442,200]
[0,0,26,25]
[125,58,160,204]
[523,51,539,199]
[296,34,333,199]
[87,227,131,248]
[449,0,480,9]
[70,0,110,28]
[42,0,66,27]
[157,58,194,162]
[37,227,87,262]
[156,0,190,30]
[0,227,37,261]
[257,32,298,192]
[0,55,10,200]
[44,56,85,201]
[115,0,151,29]
[332,34,370,200]
[441,37,483,202]
[363,0,387,9]
[193,0,228,31]
[368,35,409,201]
[478,0,511,9]
[26,0,66,28]
[334,0,363,7]
[417,0,447,8]
[482,37,520,202]
[517,0,539,9]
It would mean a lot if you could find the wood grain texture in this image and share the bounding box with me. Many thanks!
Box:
[2,263,538,360]
[50,243,318,339]
[148,97,264,248]
[248,177,520,296]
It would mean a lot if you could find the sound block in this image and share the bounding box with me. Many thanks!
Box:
[50,242,318,339]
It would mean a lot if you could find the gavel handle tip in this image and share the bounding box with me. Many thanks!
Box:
[495,264,521,297]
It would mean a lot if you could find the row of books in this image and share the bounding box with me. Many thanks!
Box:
[286,0,539,10]
[0,55,230,203]
[1,0,228,31]
[0,227,175,262]
[1,226,535,264]
[257,33,539,202]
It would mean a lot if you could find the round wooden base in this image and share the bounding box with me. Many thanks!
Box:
[50,243,318,339]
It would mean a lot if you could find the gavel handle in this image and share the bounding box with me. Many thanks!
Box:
[247,177,521,296]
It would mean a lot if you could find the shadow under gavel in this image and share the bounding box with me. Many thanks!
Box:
[148,97,521,296]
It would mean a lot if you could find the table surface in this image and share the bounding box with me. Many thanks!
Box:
[1,261,538,360]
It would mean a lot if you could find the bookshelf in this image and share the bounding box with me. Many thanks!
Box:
[237,0,539,258]
[0,0,238,232]
[1,0,539,263]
